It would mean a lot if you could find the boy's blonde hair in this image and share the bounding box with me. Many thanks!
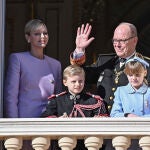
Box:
[63,65,85,80]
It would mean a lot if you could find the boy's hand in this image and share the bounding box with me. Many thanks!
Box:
[59,112,68,118]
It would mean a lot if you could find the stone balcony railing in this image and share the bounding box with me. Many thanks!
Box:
[0,118,150,150]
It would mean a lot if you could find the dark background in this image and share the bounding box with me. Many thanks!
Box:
[5,0,150,70]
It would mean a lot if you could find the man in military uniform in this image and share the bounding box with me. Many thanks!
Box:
[70,22,150,113]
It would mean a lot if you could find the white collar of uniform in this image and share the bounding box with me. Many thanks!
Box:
[125,51,136,61]
[119,52,135,68]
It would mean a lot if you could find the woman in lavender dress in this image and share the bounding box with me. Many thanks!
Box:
[4,19,62,118]
[4,19,62,150]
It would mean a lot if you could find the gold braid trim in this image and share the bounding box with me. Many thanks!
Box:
[144,55,150,61]
[70,52,86,65]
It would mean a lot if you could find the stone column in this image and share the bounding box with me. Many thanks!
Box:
[112,136,130,150]
[32,137,50,150]
[84,136,103,150]
[4,137,23,150]
[58,136,77,150]
[139,136,150,150]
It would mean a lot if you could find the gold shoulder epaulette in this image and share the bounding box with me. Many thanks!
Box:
[86,92,103,101]
[143,55,150,61]
[98,53,116,56]
[48,91,67,100]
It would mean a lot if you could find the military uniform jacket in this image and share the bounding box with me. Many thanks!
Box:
[83,53,150,112]
[41,91,108,117]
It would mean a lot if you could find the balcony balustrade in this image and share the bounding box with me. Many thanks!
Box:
[0,118,150,150]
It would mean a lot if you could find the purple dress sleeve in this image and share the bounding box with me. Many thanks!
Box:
[4,54,20,117]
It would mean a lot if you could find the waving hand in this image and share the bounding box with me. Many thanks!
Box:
[75,23,95,52]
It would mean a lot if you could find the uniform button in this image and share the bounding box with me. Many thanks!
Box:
[112,88,116,91]
[108,105,111,110]
[109,96,113,100]
[115,80,118,84]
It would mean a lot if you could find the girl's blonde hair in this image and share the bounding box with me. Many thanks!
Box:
[124,52,148,84]
[63,65,85,80]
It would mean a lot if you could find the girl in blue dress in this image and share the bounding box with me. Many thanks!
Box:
[110,54,150,117]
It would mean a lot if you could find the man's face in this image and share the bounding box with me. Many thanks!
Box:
[112,25,138,58]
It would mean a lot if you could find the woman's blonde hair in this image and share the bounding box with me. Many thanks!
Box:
[24,19,47,35]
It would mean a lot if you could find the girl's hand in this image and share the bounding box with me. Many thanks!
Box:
[127,113,139,117]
